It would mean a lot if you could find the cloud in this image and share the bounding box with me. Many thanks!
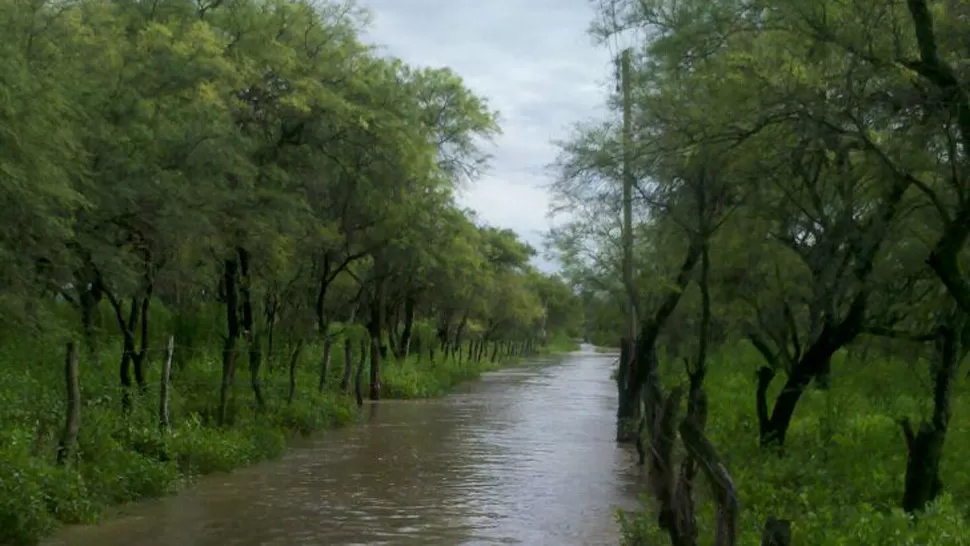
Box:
[357,0,613,272]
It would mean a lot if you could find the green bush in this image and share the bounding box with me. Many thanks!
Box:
[0,444,58,545]
[166,419,253,476]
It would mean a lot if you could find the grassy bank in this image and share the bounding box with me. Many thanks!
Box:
[383,334,579,399]
[0,328,576,545]
[618,343,970,545]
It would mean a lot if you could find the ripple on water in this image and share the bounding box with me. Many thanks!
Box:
[44,348,642,546]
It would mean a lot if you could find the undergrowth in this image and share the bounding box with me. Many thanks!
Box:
[618,343,970,545]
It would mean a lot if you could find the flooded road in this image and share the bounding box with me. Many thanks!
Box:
[47,345,643,545]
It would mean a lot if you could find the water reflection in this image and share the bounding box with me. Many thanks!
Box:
[46,345,642,546]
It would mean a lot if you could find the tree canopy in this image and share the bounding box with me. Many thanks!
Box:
[0,0,583,541]
[550,0,970,543]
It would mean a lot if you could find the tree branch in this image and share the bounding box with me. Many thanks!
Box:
[862,325,936,342]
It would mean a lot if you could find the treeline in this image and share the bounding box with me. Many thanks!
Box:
[550,0,970,544]
[0,0,582,542]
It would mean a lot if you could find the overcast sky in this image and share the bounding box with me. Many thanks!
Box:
[357,0,614,272]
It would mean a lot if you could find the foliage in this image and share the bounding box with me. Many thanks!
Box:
[551,0,970,543]
[0,0,584,543]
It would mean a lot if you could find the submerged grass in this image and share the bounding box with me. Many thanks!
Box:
[0,328,577,545]
[618,343,970,545]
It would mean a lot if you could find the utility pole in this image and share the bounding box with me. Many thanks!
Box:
[621,48,636,342]
[616,47,639,442]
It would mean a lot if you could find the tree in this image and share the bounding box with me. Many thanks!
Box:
[0,0,583,541]
[554,0,970,539]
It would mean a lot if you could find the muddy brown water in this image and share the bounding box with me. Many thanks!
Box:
[46,345,643,546]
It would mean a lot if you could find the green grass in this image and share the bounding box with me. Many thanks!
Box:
[546,334,583,353]
[0,324,573,545]
[618,343,970,545]
[382,354,502,398]
[383,335,578,399]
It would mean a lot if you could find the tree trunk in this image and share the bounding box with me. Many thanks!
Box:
[694,241,711,388]
[411,335,423,362]
[120,337,134,413]
[355,338,367,406]
[621,239,703,444]
[755,366,776,441]
[914,0,970,314]
[900,310,966,512]
[106,294,141,414]
[315,254,331,335]
[635,244,739,546]
[680,420,738,546]
[760,353,833,448]
[806,279,832,392]
[79,283,101,360]
[247,335,264,413]
[386,304,400,359]
[218,258,240,427]
[619,47,641,440]
[663,240,713,545]
[103,262,155,409]
[238,247,265,413]
[436,310,453,353]
[760,294,866,448]
[159,336,174,430]
[265,292,278,368]
[760,518,791,546]
[643,388,683,539]
[56,342,80,466]
[397,294,416,359]
[340,304,359,392]
[453,314,468,360]
[369,334,381,400]
[901,420,947,513]
[318,338,333,392]
[287,340,305,405]
[368,276,384,401]
[340,338,353,392]
[133,294,151,394]
[616,337,635,440]
[814,355,832,390]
